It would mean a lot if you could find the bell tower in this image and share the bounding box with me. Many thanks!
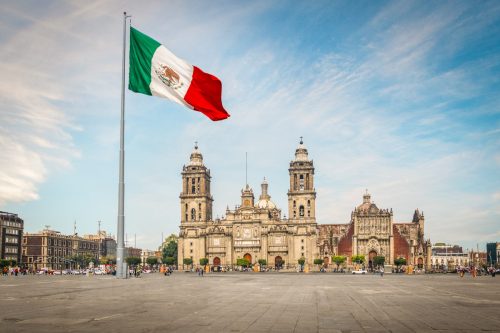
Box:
[288,137,316,222]
[180,143,213,223]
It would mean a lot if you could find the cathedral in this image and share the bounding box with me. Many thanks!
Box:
[177,140,431,270]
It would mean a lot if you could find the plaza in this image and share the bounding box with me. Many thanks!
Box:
[1,273,499,332]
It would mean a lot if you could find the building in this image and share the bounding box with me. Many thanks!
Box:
[22,229,100,270]
[83,231,117,261]
[0,211,24,264]
[430,243,469,269]
[486,242,499,266]
[125,247,142,258]
[141,249,156,265]
[178,140,432,270]
[319,196,431,270]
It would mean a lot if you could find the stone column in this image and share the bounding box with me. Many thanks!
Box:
[389,235,394,267]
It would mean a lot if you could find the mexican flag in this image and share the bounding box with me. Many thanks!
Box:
[128,27,230,121]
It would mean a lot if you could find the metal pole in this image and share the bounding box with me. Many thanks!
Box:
[116,11,130,279]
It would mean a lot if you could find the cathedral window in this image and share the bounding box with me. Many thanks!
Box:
[191,208,196,221]
[299,205,304,217]
[293,211,296,218]
[299,175,304,190]
[307,210,310,217]
[293,200,296,208]
[185,213,188,221]
[192,185,195,194]
[307,200,310,208]
[306,174,309,189]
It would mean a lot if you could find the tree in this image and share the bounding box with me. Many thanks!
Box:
[373,256,385,267]
[236,258,250,267]
[258,259,267,266]
[199,258,209,266]
[351,255,365,264]
[146,257,159,266]
[331,255,346,269]
[162,236,178,265]
[183,258,193,267]
[126,257,141,266]
[394,257,407,267]
[313,259,324,265]
[164,257,175,265]
[298,258,306,266]
[0,259,16,268]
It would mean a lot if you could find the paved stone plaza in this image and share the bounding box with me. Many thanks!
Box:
[1,272,499,332]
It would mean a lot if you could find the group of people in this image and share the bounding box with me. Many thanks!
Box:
[458,265,497,278]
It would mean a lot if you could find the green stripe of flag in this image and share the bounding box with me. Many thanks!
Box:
[128,27,161,95]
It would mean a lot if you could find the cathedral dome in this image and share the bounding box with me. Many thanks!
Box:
[255,177,277,209]
[356,191,379,212]
[188,142,203,166]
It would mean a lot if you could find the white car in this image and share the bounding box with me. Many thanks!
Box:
[352,269,367,274]
[94,269,106,275]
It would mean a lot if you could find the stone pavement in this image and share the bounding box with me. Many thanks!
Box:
[1,272,499,332]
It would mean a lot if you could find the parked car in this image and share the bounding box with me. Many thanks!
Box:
[93,269,106,275]
[352,269,367,274]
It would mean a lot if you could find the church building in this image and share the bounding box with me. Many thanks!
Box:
[177,140,431,270]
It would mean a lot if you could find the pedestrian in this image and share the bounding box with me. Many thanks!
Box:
[380,267,384,277]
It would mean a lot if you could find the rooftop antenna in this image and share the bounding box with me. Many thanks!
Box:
[44,225,50,231]
[98,220,101,236]
[73,220,76,235]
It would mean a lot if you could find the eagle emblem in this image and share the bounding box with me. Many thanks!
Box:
[155,64,184,90]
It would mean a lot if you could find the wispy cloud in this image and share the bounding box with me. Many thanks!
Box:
[0,1,498,251]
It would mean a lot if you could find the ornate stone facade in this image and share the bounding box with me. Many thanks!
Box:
[178,140,431,269]
[318,196,432,269]
[178,140,319,268]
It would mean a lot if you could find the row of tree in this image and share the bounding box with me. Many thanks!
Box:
[0,259,17,268]
[180,256,408,268]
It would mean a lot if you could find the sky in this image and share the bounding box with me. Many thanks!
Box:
[1,0,499,251]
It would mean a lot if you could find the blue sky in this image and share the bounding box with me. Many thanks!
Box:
[1,0,499,251]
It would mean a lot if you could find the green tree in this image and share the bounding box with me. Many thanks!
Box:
[351,255,365,264]
[183,258,193,267]
[146,257,159,266]
[298,258,306,266]
[394,257,407,267]
[314,259,324,265]
[258,259,267,266]
[0,259,16,268]
[373,256,385,267]
[331,255,347,269]
[236,258,250,267]
[164,257,175,265]
[126,257,141,266]
[162,239,178,264]
[199,258,209,266]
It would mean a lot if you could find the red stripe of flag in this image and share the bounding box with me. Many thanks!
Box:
[184,66,230,121]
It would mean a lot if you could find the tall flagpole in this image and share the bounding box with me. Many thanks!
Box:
[117,11,130,279]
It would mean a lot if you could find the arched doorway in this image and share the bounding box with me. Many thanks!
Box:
[368,250,377,271]
[323,256,330,267]
[244,253,252,264]
[275,256,283,269]
[417,257,424,269]
[213,257,221,266]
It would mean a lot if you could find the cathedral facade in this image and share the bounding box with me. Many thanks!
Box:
[177,141,431,270]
